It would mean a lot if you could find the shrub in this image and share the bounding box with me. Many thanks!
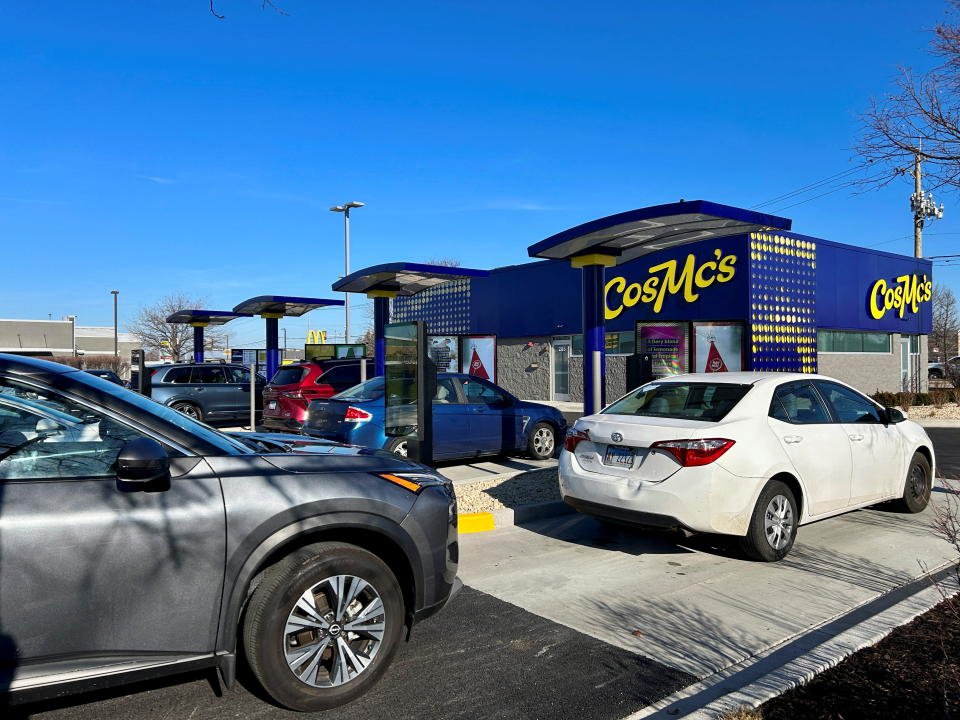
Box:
[933,389,948,408]
[872,390,899,407]
[897,391,915,410]
[915,392,932,406]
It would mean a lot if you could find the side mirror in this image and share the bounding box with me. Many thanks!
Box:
[885,406,907,424]
[117,437,170,483]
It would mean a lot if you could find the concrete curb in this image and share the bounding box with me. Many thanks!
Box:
[625,562,960,720]
[458,499,574,534]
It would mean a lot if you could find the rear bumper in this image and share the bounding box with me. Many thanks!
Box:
[562,495,686,530]
[262,416,302,432]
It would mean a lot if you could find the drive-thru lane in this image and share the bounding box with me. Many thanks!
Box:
[13,427,960,720]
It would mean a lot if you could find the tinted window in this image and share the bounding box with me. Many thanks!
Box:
[770,383,832,424]
[225,366,252,384]
[461,378,507,405]
[816,381,883,424]
[270,366,306,386]
[318,365,361,389]
[604,382,749,422]
[191,366,226,384]
[435,378,460,404]
[333,377,385,401]
[0,381,153,480]
[163,367,192,384]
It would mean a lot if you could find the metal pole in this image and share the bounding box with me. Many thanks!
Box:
[249,362,256,430]
[374,295,390,376]
[582,265,606,416]
[265,316,280,382]
[344,207,351,342]
[111,290,119,356]
[914,152,923,258]
[193,326,205,364]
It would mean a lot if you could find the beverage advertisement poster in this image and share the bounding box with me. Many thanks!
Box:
[428,335,459,372]
[460,336,496,382]
[693,322,744,373]
[636,323,689,377]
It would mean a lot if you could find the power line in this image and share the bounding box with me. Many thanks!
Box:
[751,165,868,211]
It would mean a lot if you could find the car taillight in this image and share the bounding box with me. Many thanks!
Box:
[564,428,590,452]
[344,406,372,422]
[280,390,304,399]
[651,438,735,467]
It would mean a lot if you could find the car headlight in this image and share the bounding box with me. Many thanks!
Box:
[378,472,450,494]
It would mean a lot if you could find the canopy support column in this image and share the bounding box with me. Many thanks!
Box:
[572,254,616,416]
[191,324,207,364]
[263,314,281,381]
[368,290,397,377]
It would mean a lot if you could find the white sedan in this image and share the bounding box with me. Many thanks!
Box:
[559,372,935,561]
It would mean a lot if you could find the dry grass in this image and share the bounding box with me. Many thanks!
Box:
[718,707,763,720]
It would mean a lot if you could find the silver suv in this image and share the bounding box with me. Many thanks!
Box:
[0,354,459,712]
[150,362,264,422]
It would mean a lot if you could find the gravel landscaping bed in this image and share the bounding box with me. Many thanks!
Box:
[455,467,561,514]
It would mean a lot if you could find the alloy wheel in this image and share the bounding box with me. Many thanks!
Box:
[532,426,554,456]
[283,574,386,688]
[764,494,794,551]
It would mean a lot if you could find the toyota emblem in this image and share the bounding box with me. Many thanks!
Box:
[611,432,623,443]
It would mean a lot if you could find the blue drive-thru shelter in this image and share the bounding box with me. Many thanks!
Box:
[165,309,251,364]
[232,296,344,382]
[382,200,933,412]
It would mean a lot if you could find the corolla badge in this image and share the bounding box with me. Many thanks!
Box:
[611,432,623,443]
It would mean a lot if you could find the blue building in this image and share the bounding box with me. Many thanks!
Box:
[387,201,932,404]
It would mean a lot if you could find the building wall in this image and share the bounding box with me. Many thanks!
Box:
[816,333,929,394]
[564,354,628,404]
[496,337,552,400]
[0,319,74,353]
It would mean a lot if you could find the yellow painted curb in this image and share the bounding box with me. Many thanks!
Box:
[458,512,496,533]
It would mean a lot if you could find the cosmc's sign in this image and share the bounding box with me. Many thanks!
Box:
[867,274,932,320]
[306,330,327,344]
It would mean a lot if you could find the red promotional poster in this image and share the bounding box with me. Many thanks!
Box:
[469,348,490,379]
[705,340,728,373]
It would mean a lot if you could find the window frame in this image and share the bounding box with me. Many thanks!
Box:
[768,381,834,426]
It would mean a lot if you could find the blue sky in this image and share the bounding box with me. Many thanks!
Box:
[2,1,958,349]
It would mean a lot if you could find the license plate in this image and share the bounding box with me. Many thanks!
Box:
[603,445,634,467]
[267,401,277,410]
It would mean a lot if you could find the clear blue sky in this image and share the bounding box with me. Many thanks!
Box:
[2,0,958,349]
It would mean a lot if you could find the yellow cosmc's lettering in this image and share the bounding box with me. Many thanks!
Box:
[605,249,737,319]
[868,274,932,320]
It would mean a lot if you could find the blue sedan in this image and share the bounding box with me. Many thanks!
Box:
[302,373,567,461]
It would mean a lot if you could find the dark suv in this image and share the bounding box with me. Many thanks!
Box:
[262,359,367,432]
[150,362,265,422]
[0,354,458,712]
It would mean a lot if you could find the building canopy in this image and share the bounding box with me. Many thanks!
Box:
[333,262,489,297]
[232,295,344,317]
[165,309,251,325]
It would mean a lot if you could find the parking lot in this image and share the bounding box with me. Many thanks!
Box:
[11,427,958,720]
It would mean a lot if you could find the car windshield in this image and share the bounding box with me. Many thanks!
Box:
[62,370,254,454]
[602,381,751,422]
[333,376,385,402]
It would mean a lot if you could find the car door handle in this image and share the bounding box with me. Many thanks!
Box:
[848,434,864,442]
[783,435,802,444]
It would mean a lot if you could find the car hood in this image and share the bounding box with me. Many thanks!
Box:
[261,448,432,475]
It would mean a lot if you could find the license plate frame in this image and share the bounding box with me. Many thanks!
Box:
[267,400,277,410]
[603,445,634,467]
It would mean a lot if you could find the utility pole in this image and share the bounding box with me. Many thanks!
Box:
[910,150,945,258]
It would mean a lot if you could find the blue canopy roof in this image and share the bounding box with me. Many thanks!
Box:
[528,200,792,264]
[165,309,251,325]
[332,262,489,296]
[232,295,344,317]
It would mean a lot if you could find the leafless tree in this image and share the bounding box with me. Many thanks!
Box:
[426,257,462,267]
[932,285,960,363]
[859,1,960,188]
[127,292,224,362]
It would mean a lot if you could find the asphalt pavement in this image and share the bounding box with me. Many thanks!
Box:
[10,427,960,720]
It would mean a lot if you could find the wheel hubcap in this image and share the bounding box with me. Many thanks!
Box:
[394,441,408,457]
[176,405,197,418]
[283,574,386,688]
[764,495,794,551]
[910,465,928,499]
[533,427,554,455]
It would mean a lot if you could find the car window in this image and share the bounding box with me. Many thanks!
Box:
[269,366,305,386]
[461,378,506,405]
[770,383,832,424]
[0,380,157,481]
[191,366,226,384]
[164,367,192,384]
[815,381,883,424]
[603,382,750,421]
[225,366,252,384]
[318,365,361,388]
[333,377,385,401]
[435,378,460,404]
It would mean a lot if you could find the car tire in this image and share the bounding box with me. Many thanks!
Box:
[898,452,932,513]
[170,401,202,421]
[739,480,798,562]
[385,437,410,457]
[527,422,556,460]
[929,370,944,380]
[242,542,404,712]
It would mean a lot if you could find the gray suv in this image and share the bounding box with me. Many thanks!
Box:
[0,354,458,712]
[150,362,264,422]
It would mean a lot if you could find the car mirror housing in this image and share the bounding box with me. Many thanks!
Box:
[117,437,171,483]
[885,406,907,424]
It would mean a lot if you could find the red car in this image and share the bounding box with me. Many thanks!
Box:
[261,360,367,432]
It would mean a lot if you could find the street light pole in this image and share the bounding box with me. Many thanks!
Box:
[330,201,365,343]
[110,290,119,357]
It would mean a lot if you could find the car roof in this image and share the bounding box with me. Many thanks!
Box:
[648,371,835,386]
[0,352,77,378]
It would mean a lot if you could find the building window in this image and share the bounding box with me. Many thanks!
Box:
[817,330,891,353]
[570,332,635,357]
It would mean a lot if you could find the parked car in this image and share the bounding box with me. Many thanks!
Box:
[559,372,935,562]
[83,368,124,385]
[0,353,458,711]
[150,362,265,422]
[262,359,369,432]
[928,355,960,380]
[303,373,567,461]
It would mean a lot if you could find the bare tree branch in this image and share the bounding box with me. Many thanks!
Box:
[127,292,224,362]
